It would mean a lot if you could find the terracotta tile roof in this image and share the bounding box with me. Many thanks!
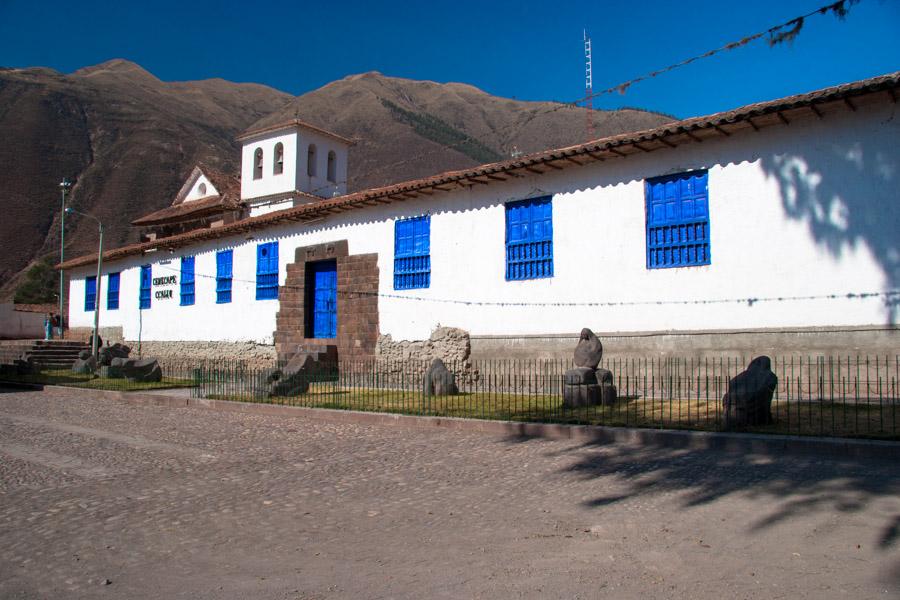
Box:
[236,118,355,145]
[244,189,326,205]
[58,71,900,270]
[130,194,242,226]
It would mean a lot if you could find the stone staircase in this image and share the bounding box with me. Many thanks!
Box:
[0,340,91,370]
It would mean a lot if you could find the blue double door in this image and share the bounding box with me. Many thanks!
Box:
[306,260,337,339]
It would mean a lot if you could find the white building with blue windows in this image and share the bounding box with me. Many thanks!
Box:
[61,73,900,363]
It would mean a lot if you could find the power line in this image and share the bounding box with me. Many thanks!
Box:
[303,0,864,198]
[149,261,897,309]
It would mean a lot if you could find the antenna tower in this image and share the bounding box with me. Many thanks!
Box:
[583,29,594,142]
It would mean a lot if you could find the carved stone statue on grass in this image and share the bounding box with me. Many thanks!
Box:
[722,355,778,429]
[423,358,458,396]
[562,328,617,408]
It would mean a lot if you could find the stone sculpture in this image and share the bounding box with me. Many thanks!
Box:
[266,354,314,397]
[423,358,458,396]
[722,355,778,429]
[562,328,617,408]
[71,355,97,375]
[98,343,131,366]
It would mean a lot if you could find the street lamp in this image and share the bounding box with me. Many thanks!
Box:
[65,207,103,359]
[58,179,72,338]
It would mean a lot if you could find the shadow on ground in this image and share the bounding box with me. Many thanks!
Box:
[504,431,900,585]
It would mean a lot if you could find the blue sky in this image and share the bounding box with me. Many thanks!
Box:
[0,0,897,119]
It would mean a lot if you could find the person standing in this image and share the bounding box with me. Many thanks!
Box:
[44,313,53,340]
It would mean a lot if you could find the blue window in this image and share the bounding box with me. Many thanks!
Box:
[394,215,430,290]
[180,256,195,306]
[256,242,279,300]
[139,265,151,309]
[216,250,233,304]
[107,272,120,310]
[84,276,97,311]
[505,196,553,281]
[646,170,710,269]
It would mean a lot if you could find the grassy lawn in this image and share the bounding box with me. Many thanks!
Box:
[206,382,900,440]
[2,369,195,391]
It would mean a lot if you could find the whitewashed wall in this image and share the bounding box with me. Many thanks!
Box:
[240,131,298,200]
[240,127,349,201]
[295,129,348,198]
[183,173,216,202]
[67,102,899,344]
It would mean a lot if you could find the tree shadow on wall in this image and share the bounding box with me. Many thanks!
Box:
[758,106,899,324]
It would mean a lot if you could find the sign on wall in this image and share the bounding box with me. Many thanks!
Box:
[153,275,177,300]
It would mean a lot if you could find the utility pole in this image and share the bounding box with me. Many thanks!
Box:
[58,179,72,338]
[584,30,595,142]
[65,207,103,358]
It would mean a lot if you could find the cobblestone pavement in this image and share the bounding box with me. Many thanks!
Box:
[0,387,898,599]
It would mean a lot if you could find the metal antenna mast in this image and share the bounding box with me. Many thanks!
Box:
[583,29,594,142]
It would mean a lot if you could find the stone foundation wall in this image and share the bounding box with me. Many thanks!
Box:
[123,340,277,369]
[470,326,900,361]
[374,327,472,383]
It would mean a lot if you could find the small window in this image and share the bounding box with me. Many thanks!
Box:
[327,150,336,183]
[256,241,279,300]
[216,250,233,304]
[273,143,284,175]
[197,182,207,196]
[107,272,120,310]
[84,276,97,311]
[394,215,430,290]
[180,256,195,306]
[253,148,263,180]
[645,170,710,269]
[505,196,553,281]
[139,265,152,309]
[307,144,317,177]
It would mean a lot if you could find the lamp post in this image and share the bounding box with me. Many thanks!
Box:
[65,207,103,359]
[58,179,72,338]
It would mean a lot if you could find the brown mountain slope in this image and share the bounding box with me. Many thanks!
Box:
[252,71,673,191]
[0,59,293,297]
[0,61,672,299]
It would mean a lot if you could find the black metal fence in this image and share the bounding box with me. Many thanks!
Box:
[192,355,900,440]
[2,354,896,439]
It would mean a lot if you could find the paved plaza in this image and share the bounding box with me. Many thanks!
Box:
[0,386,898,599]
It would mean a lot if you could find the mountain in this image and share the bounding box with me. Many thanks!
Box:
[0,60,673,300]
[256,71,674,191]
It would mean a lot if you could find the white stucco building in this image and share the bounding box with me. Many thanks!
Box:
[61,73,900,363]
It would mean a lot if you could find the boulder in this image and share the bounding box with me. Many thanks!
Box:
[423,358,458,396]
[564,367,597,385]
[723,356,778,429]
[72,356,97,375]
[98,343,131,366]
[595,368,614,386]
[563,383,602,407]
[98,364,125,379]
[78,349,91,360]
[573,328,603,369]
[13,357,34,376]
[268,354,314,396]
[122,358,162,383]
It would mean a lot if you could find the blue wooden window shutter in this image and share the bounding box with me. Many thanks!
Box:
[180,256,195,306]
[394,215,430,290]
[84,276,97,311]
[645,170,710,269]
[216,250,233,304]
[256,242,279,300]
[107,272,120,310]
[505,196,553,281]
[139,265,151,309]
